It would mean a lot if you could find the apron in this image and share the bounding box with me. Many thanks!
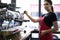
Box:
[39,16,53,40]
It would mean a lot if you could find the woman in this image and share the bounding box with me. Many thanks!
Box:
[24,0,58,40]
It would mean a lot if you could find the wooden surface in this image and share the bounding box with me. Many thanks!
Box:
[0,31,21,40]
[0,26,22,40]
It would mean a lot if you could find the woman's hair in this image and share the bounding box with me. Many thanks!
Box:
[44,0,54,12]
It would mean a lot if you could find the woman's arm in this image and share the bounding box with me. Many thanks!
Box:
[41,21,58,36]
[24,11,39,23]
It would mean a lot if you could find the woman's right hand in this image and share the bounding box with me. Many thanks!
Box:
[24,10,28,15]
[24,10,39,23]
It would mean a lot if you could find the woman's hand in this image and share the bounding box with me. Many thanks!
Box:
[41,30,47,36]
[24,10,39,23]
[24,10,28,15]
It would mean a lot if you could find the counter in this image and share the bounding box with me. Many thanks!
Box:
[0,26,22,40]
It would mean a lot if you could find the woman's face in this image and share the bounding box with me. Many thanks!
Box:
[44,1,51,11]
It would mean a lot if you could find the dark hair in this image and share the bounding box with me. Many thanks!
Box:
[44,0,54,12]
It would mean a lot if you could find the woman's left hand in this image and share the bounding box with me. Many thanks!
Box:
[41,30,47,36]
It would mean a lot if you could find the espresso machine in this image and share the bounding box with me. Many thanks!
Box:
[0,0,30,40]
